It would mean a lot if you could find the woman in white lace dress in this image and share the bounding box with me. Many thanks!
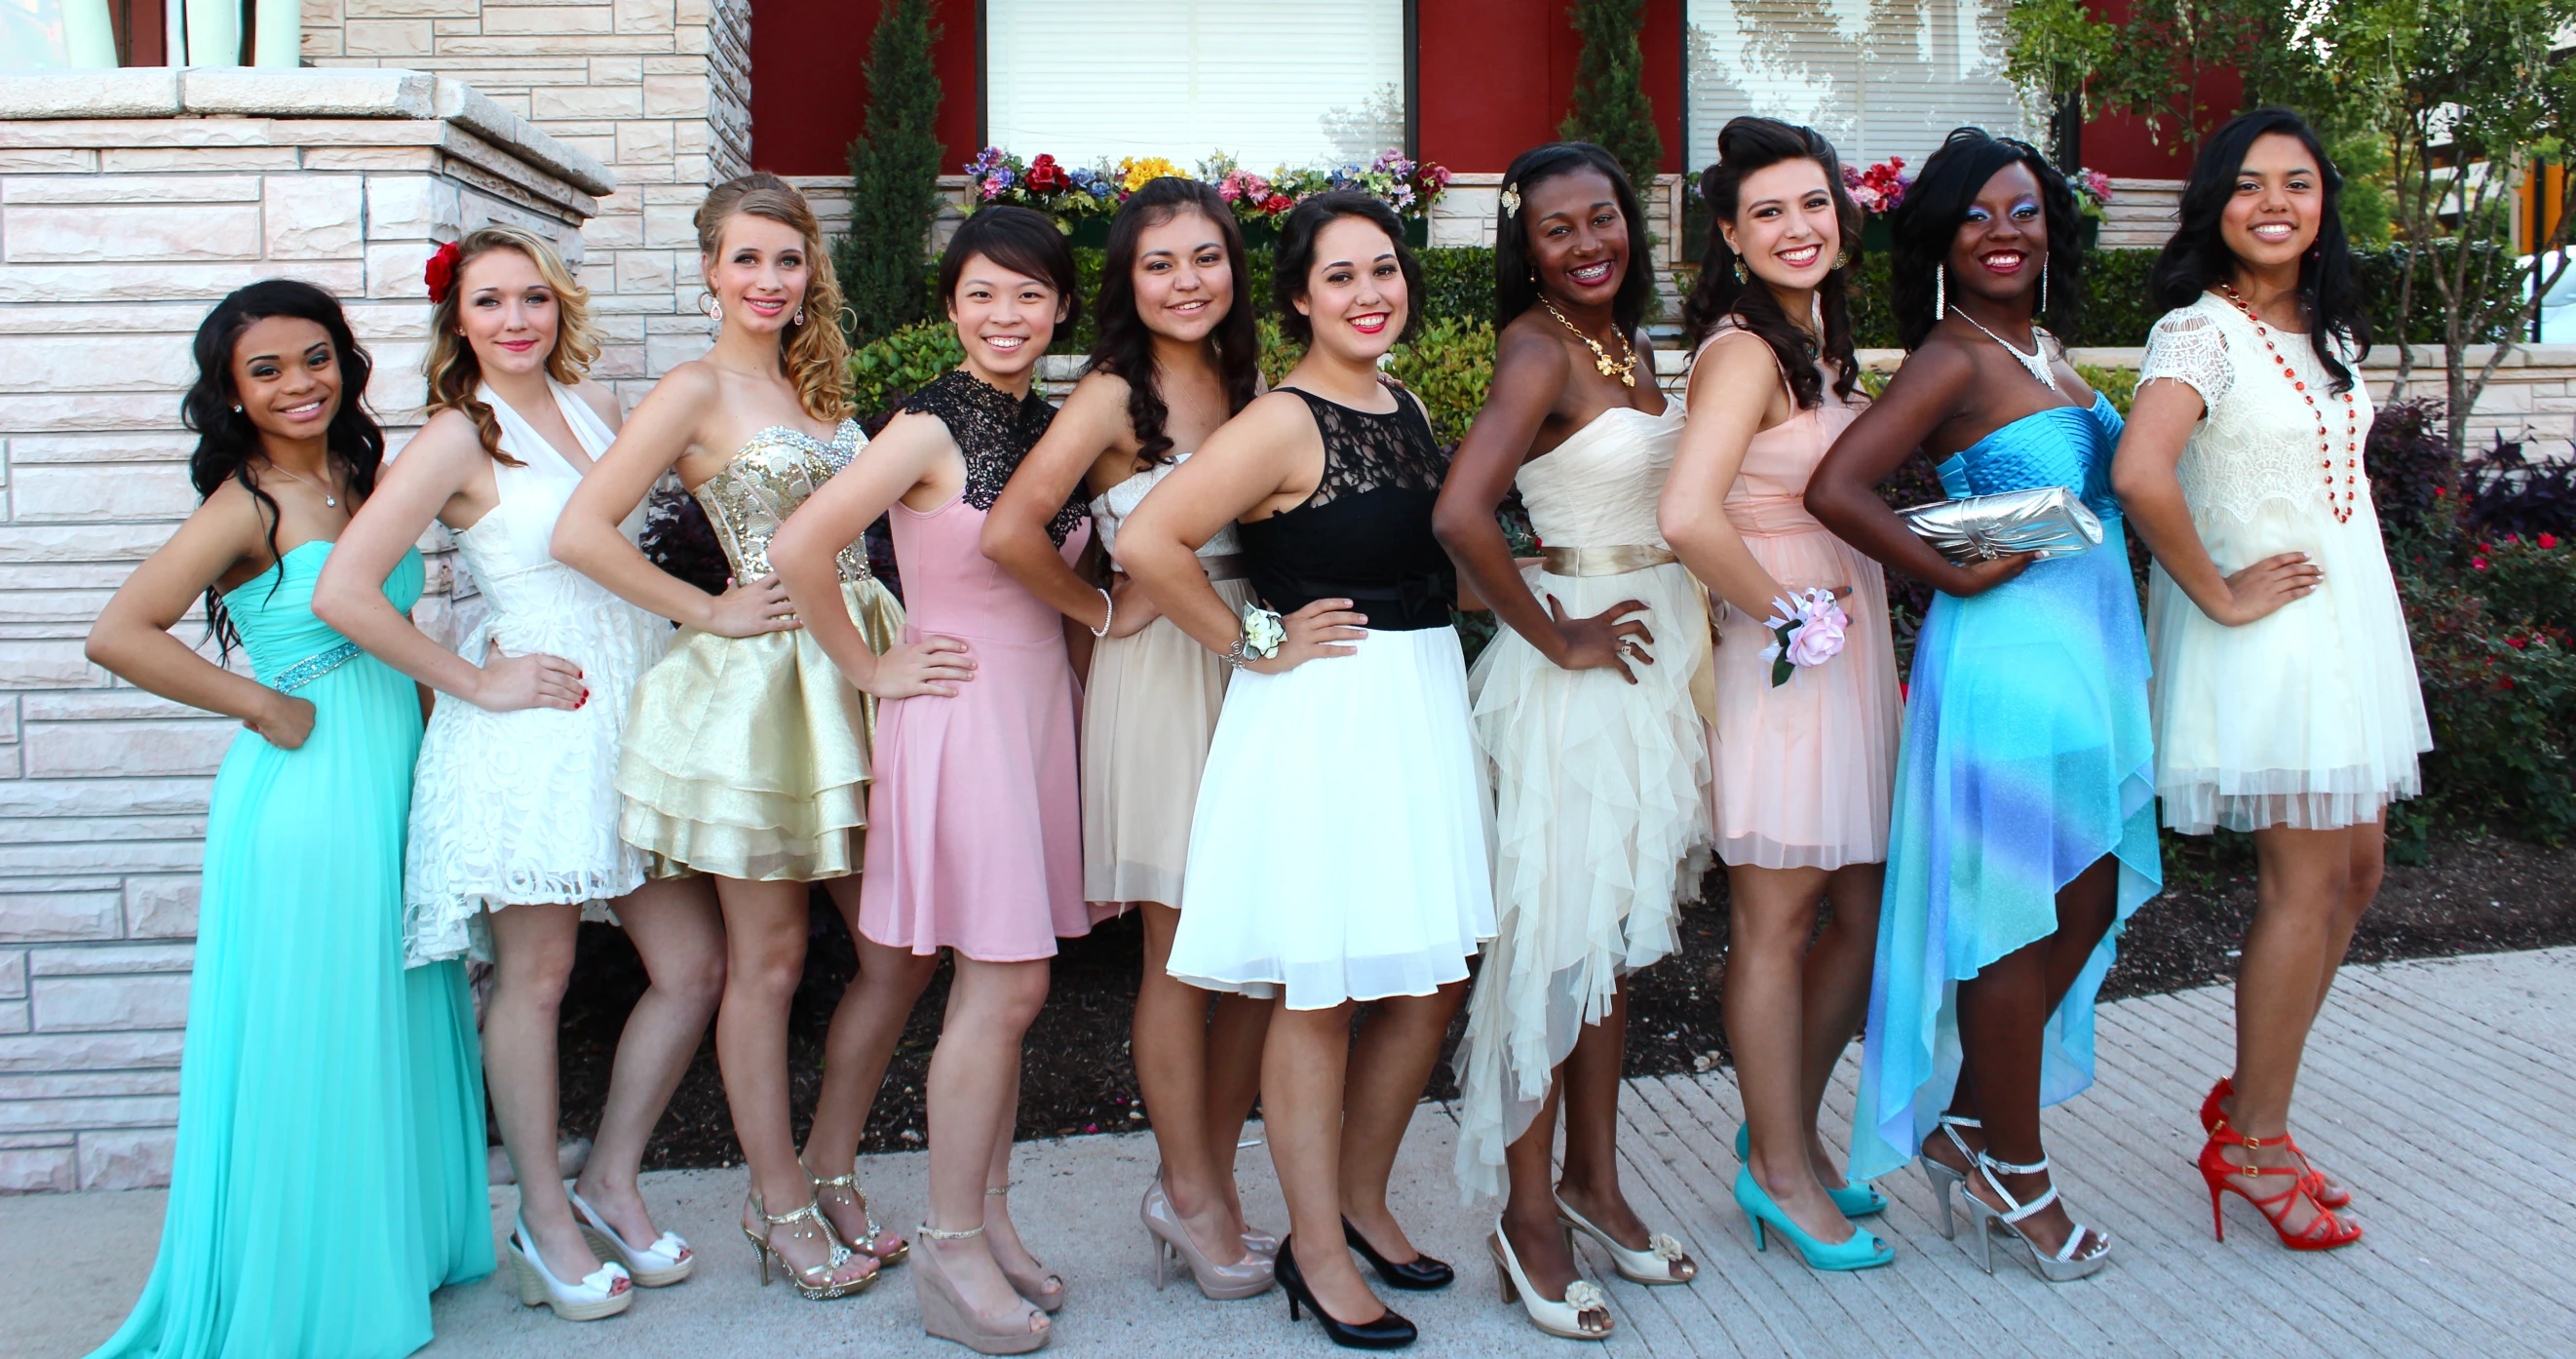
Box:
[1435,142,1707,1341]
[2111,109,2427,1252]
[316,227,724,1319]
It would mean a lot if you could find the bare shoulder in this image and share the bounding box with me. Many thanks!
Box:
[864,406,960,461]
[637,358,725,413]
[569,377,625,431]
[1057,368,1139,432]
[394,408,486,469]
[1495,311,1574,377]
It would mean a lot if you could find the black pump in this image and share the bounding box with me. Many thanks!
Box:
[1277,1235,1418,1350]
[1341,1217,1455,1290]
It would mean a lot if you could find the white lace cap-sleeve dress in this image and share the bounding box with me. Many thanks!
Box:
[403,382,673,965]
[2137,293,2431,834]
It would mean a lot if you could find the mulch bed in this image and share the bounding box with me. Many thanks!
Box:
[553,831,2576,1173]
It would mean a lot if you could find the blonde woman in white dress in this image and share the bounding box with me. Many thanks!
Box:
[314,226,724,1320]
[1435,142,1707,1342]
[2111,108,2427,1252]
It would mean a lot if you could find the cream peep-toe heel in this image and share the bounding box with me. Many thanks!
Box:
[568,1184,693,1287]
[1553,1190,1696,1285]
[1491,1220,1613,1340]
[506,1214,634,1321]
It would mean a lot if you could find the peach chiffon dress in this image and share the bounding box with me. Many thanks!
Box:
[1701,327,1902,870]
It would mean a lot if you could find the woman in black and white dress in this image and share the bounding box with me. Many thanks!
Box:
[1119,191,1495,1351]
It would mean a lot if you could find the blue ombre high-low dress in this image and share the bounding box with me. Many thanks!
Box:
[1848,393,2163,1184]
[91,543,492,1359]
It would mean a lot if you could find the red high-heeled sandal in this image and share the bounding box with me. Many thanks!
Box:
[2197,1127,2364,1251]
[2200,1076,2352,1210]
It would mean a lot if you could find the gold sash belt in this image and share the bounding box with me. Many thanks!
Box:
[1533,544,1717,727]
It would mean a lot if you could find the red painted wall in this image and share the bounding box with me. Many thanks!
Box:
[1415,0,1684,174]
[750,0,980,178]
[753,0,1690,178]
[2074,0,2240,178]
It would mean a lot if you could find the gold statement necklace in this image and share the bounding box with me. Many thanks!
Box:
[1540,295,1639,387]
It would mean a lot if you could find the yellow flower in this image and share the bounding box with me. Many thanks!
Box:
[1118,156,1184,194]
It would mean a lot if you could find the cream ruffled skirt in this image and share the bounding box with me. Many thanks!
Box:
[617,578,904,881]
[1450,560,1713,1201]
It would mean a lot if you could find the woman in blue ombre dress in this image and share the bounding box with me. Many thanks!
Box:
[82,281,492,1359]
[1806,129,2158,1286]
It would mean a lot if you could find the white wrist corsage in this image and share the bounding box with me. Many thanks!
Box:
[1226,603,1285,670]
[1760,588,1849,688]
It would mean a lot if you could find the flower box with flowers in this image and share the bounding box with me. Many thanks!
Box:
[964,146,1450,247]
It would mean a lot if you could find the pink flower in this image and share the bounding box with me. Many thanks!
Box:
[1786,599,1850,668]
[2510,636,2529,648]
[2473,557,2490,570]
[2541,532,2560,548]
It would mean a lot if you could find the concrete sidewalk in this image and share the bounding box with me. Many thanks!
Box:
[9,948,2575,1358]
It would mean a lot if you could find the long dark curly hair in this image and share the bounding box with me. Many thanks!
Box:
[2151,106,2370,394]
[1680,116,1864,406]
[1891,128,2083,351]
[1494,141,1657,337]
[1087,177,1260,465]
[183,279,384,656]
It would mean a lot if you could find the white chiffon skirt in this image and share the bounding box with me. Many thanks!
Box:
[2147,494,2431,835]
[1450,560,1713,1200]
[1166,626,1496,1010]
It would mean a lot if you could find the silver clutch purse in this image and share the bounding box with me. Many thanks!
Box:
[1897,485,2105,565]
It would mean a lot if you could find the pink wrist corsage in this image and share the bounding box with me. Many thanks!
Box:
[1760,588,1849,687]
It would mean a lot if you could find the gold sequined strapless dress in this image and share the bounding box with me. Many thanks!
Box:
[617,420,905,880]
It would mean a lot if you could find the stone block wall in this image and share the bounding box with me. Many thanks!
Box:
[302,0,749,407]
[0,67,607,1192]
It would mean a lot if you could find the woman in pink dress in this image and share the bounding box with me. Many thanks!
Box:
[1660,117,1902,1270]
[770,206,1091,1353]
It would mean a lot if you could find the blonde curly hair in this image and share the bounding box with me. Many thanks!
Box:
[422,225,600,466]
[695,173,854,422]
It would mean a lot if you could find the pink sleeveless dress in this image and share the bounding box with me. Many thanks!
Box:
[857,370,1095,961]
[1700,329,1902,870]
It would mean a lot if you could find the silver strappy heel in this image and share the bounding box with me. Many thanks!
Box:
[1961,1151,2112,1282]
[1919,1114,1980,1240]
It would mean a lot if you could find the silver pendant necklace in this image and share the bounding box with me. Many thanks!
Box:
[1954,311,2060,395]
[264,462,339,508]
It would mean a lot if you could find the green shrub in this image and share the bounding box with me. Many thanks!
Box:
[1385,317,1497,446]
[847,320,964,419]
[836,0,944,342]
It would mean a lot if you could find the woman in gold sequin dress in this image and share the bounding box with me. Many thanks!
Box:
[554,174,905,1301]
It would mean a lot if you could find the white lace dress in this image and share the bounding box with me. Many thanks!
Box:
[1450,401,1714,1201]
[2137,293,2431,834]
[404,382,672,965]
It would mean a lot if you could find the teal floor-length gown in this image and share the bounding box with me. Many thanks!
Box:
[92,542,493,1359]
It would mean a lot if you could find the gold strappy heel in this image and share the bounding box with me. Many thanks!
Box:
[741,1190,877,1300]
[985,1184,1065,1312]
[813,1165,909,1265]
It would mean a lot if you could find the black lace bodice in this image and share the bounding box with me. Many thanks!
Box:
[902,369,1086,545]
[1238,387,1456,631]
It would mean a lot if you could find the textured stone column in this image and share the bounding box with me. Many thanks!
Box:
[0,67,610,1191]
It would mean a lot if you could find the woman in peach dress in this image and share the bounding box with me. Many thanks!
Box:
[1661,117,1902,1270]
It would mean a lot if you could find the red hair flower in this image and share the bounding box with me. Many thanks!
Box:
[424,240,463,305]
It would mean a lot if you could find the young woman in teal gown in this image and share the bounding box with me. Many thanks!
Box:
[82,280,493,1358]
[1805,129,2160,1284]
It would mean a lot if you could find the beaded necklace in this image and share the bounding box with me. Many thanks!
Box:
[2218,284,2361,524]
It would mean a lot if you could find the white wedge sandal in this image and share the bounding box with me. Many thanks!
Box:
[506,1214,634,1321]
[569,1184,694,1287]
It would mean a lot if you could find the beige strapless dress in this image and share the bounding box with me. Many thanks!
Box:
[617,420,906,881]
[1082,456,1255,912]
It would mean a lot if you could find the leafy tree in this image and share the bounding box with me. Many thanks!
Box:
[836,0,944,343]
[2324,0,2576,452]
[1558,0,1663,190]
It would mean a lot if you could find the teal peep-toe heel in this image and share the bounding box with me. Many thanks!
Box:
[1732,1168,1895,1271]
[1733,1123,1886,1219]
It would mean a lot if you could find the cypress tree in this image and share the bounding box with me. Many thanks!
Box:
[837,0,943,343]
[1557,0,1665,191]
